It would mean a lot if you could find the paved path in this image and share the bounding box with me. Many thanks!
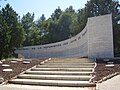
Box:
[98,74,120,90]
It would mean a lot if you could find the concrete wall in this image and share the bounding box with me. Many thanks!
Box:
[15,14,114,59]
[87,14,114,58]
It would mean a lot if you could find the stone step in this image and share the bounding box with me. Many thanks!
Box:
[50,58,94,62]
[31,67,93,71]
[25,71,93,75]
[36,65,94,68]
[45,63,95,65]
[8,58,95,87]
[48,60,94,63]
[18,74,91,81]
[9,79,96,87]
[1,84,96,90]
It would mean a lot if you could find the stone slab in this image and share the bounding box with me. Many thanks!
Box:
[11,61,18,63]
[25,71,92,75]
[2,64,10,67]
[18,74,91,81]
[3,69,13,72]
[36,65,94,68]
[9,79,96,87]
[23,61,30,64]
[0,61,3,64]
[31,68,93,71]
[105,64,115,67]
[0,84,95,90]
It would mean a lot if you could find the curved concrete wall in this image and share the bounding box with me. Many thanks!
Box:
[15,14,114,59]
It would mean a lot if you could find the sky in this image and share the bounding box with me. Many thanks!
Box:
[0,0,88,20]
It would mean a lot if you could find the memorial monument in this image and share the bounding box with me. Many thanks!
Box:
[15,14,114,59]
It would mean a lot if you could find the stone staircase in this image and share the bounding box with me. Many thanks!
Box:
[8,58,96,87]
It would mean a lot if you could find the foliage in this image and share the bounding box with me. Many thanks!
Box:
[0,4,25,59]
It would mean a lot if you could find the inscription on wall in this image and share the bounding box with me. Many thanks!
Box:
[44,44,61,49]
[17,29,87,50]
[63,42,68,45]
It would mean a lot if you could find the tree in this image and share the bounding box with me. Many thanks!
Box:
[47,6,75,43]
[35,14,49,45]
[0,4,25,59]
[51,6,62,21]
[76,8,88,34]
[85,0,120,17]
[46,19,58,43]
[56,12,72,41]
[40,14,46,21]
[21,12,41,46]
[70,13,80,36]
[65,6,75,13]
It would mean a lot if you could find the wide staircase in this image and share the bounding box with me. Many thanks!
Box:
[8,58,96,87]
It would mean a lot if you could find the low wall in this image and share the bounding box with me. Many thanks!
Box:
[15,14,114,59]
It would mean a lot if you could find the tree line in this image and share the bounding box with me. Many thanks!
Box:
[0,0,120,59]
